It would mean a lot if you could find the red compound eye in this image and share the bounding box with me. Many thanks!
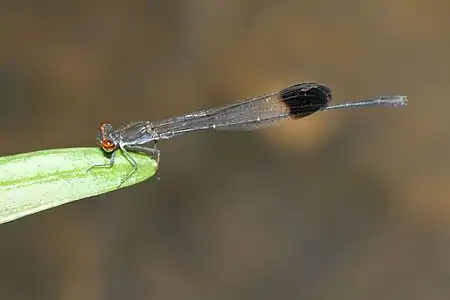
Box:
[101,139,115,152]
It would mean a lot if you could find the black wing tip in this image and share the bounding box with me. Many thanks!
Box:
[280,83,332,119]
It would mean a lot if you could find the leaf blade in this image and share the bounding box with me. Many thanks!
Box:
[0,147,157,224]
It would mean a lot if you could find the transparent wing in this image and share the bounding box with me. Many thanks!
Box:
[116,83,331,143]
[151,88,328,139]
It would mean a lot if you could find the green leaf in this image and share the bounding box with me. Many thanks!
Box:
[0,147,157,225]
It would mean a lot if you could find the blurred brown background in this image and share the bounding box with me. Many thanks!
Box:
[0,0,449,299]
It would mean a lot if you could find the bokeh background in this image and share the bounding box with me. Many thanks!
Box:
[1,0,449,299]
